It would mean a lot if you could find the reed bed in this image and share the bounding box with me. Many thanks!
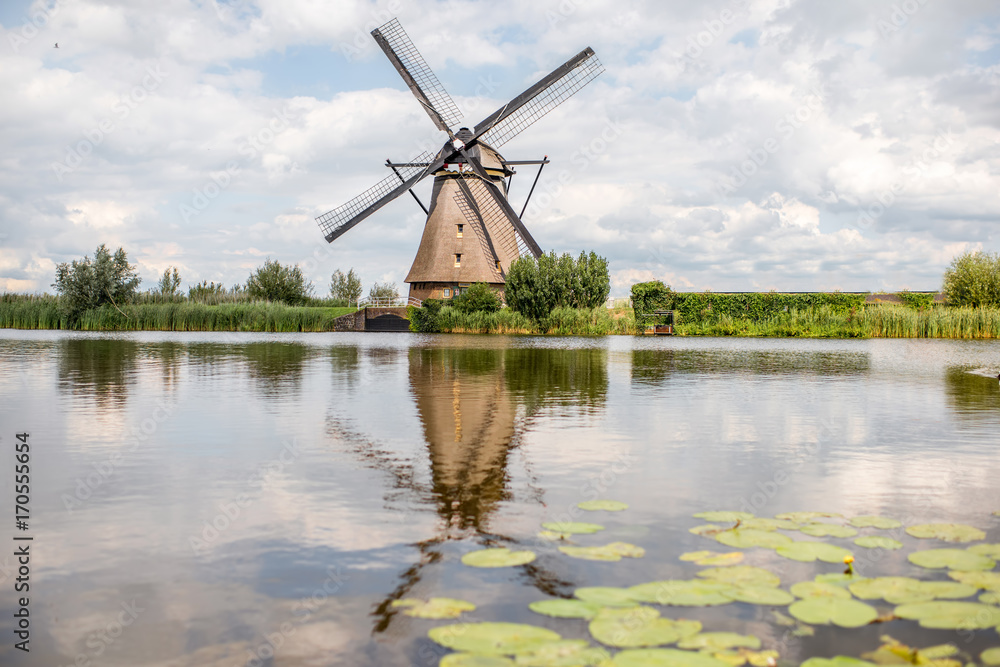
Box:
[0,295,355,332]
[434,306,637,335]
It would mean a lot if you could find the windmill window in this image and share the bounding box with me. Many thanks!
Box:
[456,224,463,238]
[454,254,462,267]
[443,288,451,298]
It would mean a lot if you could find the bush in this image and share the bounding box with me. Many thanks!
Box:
[330,268,362,303]
[505,250,610,320]
[942,251,1000,308]
[453,282,502,313]
[245,259,312,305]
[409,299,444,332]
[52,244,141,321]
[630,281,675,326]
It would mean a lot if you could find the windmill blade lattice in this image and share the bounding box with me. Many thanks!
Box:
[454,177,534,263]
[317,151,433,242]
[372,18,463,132]
[474,48,604,149]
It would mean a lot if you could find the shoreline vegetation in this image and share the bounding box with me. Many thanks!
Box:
[4,292,1000,338]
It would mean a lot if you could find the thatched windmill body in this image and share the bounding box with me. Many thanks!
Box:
[315,19,604,302]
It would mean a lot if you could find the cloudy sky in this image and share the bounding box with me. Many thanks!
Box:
[1,0,998,296]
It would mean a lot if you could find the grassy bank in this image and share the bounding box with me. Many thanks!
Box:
[4,292,1000,338]
[0,295,355,332]
[433,306,638,335]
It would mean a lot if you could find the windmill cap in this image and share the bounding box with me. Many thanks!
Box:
[456,127,473,141]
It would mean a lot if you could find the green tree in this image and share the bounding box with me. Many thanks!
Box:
[942,251,1000,308]
[505,250,611,320]
[368,281,399,302]
[330,268,363,303]
[453,282,502,313]
[157,266,181,295]
[52,244,141,319]
[245,258,312,305]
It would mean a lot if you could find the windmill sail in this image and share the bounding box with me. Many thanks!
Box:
[317,152,433,242]
[454,177,535,265]
[474,47,604,148]
[371,18,463,132]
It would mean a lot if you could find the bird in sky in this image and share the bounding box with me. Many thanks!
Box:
[54,43,59,48]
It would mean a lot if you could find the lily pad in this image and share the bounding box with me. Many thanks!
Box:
[441,654,515,667]
[968,543,1000,559]
[776,541,853,563]
[697,566,780,588]
[740,517,800,531]
[908,548,995,571]
[800,659,876,667]
[463,548,537,568]
[514,641,611,666]
[791,582,851,599]
[680,551,745,567]
[980,591,1000,604]
[690,524,727,536]
[559,542,645,562]
[575,587,639,607]
[588,607,701,648]
[800,524,858,538]
[788,597,878,627]
[894,601,1000,629]
[677,632,761,651]
[715,529,793,550]
[860,636,960,665]
[775,511,842,523]
[577,500,629,512]
[848,577,976,604]
[611,649,732,667]
[728,586,795,606]
[391,597,476,619]
[982,648,1000,667]
[948,570,1000,590]
[628,580,735,607]
[542,521,605,535]
[429,623,562,656]
[905,523,986,543]
[814,573,860,587]
[849,515,902,530]
[693,511,755,523]
[529,599,603,619]
[853,536,903,550]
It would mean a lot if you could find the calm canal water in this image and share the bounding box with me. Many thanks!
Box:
[1,331,999,666]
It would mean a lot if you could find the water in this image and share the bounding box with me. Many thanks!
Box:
[1,331,999,666]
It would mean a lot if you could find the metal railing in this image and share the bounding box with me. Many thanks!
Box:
[356,296,423,309]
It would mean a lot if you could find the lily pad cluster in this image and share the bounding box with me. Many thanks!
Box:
[434,507,1000,666]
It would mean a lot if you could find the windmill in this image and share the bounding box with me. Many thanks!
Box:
[315,18,604,302]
